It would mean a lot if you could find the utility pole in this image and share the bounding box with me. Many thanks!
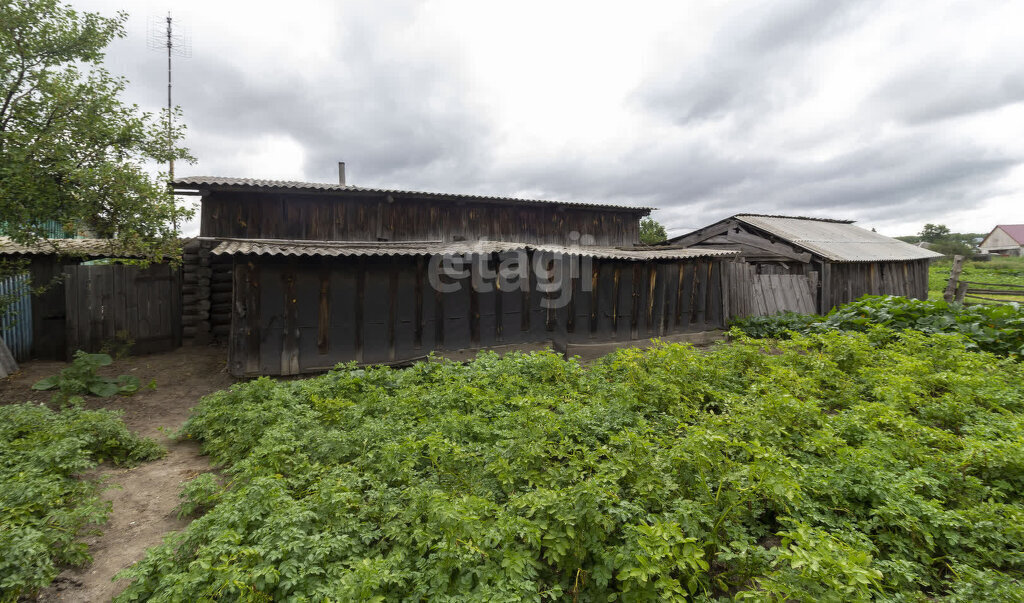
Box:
[148,13,191,231]
[166,12,174,180]
[148,12,191,182]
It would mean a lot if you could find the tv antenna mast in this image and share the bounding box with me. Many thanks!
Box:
[147,13,191,181]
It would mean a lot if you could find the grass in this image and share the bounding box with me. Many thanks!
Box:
[928,255,1024,303]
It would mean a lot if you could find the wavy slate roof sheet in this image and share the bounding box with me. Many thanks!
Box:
[172,176,653,213]
[208,238,737,261]
[0,237,150,258]
[734,215,943,262]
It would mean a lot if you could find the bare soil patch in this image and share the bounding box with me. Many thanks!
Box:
[1,345,235,602]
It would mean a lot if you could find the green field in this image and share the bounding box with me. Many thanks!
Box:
[111,329,1024,601]
[929,256,1024,303]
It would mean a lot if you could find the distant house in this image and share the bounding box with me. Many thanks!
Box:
[979,225,1024,256]
[669,214,942,316]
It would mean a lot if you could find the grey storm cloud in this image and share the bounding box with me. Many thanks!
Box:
[870,63,1024,125]
[499,131,1017,232]
[117,8,496,189]
[638,0,874,124]
[182,56,494,185]
[614,0,1024,231]
[97,0,1024,235]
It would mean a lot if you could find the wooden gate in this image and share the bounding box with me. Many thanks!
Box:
[64,264,181,357]
[726,262,818,318]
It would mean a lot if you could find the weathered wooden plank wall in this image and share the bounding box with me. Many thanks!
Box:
[28,257,72,360]
[200,192,643,246]
[724,262,815,318]
[824,259,930,311]
[227,253,727,376]
[727,258,931,318]
[64,264,182,358]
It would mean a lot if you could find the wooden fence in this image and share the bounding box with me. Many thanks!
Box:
[64,263,182,358]
[943,254,1024,304]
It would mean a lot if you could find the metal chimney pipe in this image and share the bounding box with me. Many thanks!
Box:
[338,162,346,186]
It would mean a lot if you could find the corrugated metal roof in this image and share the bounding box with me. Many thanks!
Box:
[734,215,943,262]
[995,224,1024,245]
[172,176,654,213]
[209,238,737,261]
[0,237,149,258]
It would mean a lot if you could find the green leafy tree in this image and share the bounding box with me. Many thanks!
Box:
[0,0,193,257]
[639,217,668,245]
[918,224,973,256]
[930,238,972,257]
[919,223,951,243]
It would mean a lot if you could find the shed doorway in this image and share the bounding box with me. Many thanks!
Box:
[726,262,818,318]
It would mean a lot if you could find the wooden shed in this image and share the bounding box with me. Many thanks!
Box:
[173,177,737,376]
[669,214,942,317]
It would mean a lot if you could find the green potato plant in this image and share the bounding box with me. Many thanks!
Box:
[0,405,163,601]
[114,330,1024,601]
[731,295,1024,358]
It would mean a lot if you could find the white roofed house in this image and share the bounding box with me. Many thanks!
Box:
[669,215,943,318]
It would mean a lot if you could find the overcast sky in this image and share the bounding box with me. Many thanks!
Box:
[75,0,1024,238]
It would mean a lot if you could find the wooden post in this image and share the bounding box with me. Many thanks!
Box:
[589,263,599,336]
[281,268,299,376]
[388,263,398,361]
[720,261,730,321]
[414,257,424,349]
[318,268,330,355]
[645,264,656,333]
[611,267,620,335]
[943,255,965,302]
[955,281,968,303]
[820,263,832,314]
[355,259,365,362]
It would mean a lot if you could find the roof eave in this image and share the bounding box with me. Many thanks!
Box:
[171,179,653,214]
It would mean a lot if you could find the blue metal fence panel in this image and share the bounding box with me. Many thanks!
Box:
[0,273,32,362]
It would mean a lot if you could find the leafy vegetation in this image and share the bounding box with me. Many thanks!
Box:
[0,404,163,601]
[31,351,142,404]
[639,217,668,245]
[0,0,193,296]
[731,295,1024,358]
[896,224,979,258]
[118,331,1024,600]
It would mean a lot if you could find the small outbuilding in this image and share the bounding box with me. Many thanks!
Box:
[979,225,1024,256]
[173,175,738,376]
[669,214,943,316]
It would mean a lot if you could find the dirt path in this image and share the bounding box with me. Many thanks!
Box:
[0,346,235,602]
